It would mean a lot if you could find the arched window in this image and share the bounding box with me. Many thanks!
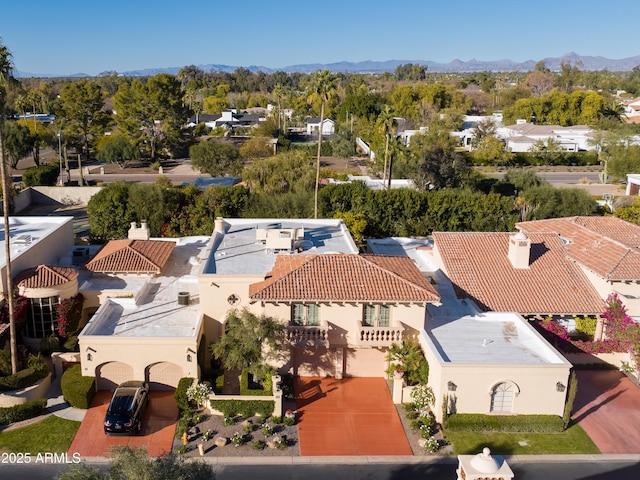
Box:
[490,382,514,413]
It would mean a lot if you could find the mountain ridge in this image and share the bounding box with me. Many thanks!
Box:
[15,52,640,78]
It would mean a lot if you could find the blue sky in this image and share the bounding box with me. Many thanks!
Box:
[1,0,639,76]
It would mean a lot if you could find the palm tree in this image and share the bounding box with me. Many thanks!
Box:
[0,37,18,374]
[377,106,397,188]
[307,70,337,219]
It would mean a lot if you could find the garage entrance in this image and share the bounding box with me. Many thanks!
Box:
[146,362,183,390]
[96,362,133,391]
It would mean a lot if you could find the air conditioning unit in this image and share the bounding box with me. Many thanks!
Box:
[13,234,32,245]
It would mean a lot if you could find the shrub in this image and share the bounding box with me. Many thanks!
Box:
[186,382,212,408]
[251,439,266,450]
[223,415,235,426]
[447,413,564,433]
[0,355,51,392]
[261,423,273,436]
[210,399,274,418]
[0,398,47,424]
[23,162,60,187]
[423,436,439,453]
[240,368,274,396]
[174,377,195,412]
[60,364,95,409]
[410,384,435,411]
[230,432,244,446]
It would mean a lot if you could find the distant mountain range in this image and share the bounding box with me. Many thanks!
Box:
[15,52,640,78]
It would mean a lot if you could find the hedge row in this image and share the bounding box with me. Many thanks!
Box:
[0,398,48,425]
[210,399,274,418]
[0,356,50,392]
[447,413,564,433]
[60,364,95,409]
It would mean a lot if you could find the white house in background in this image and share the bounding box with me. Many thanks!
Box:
[623,97,640,119]
[626,174,640,195]
[328,175,414,190]
[306,117,335,135]
[496,122,595,153]
[187,109,265,130]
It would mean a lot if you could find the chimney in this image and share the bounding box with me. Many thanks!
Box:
[128,220,150,240]
[214,217,226,233]
[508,232,531,269]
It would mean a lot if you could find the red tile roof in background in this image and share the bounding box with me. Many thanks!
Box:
[432,231,604,315]
[85,240,175,274]
[15,265,79,289]
[517,216,640,281]
[250,254,440,303]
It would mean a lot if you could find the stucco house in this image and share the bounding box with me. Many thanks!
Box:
[496,122,594,153]
[516,216,640,318]
[306,117,335,136]
[188,109,265,131]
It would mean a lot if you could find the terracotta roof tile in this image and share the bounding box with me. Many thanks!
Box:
[517,216,640,280]
[432,231,604,315]
[85,240,175,274]
[249,254,440,303]
[15,265,79,289]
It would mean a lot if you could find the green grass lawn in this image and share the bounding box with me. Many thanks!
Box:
[0,416,81,454]
[444,423,600,455]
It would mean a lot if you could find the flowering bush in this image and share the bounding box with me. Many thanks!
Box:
[423,436,439,453]
[56,293,84,338]
[410,384,435,411]
[231,432,244,446]
[261,423,273,436]
[186,382,212,408]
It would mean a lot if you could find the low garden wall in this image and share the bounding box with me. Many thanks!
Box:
[0,373,51,408]
[564,351,631,368]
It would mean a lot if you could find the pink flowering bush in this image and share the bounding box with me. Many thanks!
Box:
[534,294,640,361]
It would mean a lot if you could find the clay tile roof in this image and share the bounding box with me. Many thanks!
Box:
[15,265,79,289]
[85,240,175,274]
[432,231,604,315]
[517,216,640,281]
[249,254,440,303]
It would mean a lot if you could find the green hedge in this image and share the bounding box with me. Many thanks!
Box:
[0,398,48,425]
[0,356,50,392]
[60,364,95,409]
[23,161,60,187]
[210,399,274,418]
[447,413,564,433]
[174,377,194,413]
[239,370,273,396]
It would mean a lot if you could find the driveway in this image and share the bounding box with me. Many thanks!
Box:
[572,369,640,454]
[68,390,178,457]
[294,377,412,456]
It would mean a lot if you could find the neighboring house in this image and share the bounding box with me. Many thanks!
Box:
[516,216,640,318]
[368,237,572,423]
[188,109,265,131]
[496,122,594,153]
[0,217,74,350]
[625,174,640,196]
[623,97,640,119]
[306,117,335,135]
[427,231,604,317]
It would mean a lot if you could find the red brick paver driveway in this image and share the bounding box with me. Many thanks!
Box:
[294,377,412,456]
[573,369,640,454]
[68,390,178,457]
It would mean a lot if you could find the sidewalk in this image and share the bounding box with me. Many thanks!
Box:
[45,372,86,423]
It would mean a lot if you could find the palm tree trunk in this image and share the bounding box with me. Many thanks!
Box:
[382,133,389,188]
[314,102,325,219]
[0,127,18,374]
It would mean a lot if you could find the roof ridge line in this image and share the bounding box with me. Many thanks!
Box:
[360,255,436,297]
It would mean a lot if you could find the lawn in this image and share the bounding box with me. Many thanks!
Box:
[444,423,600,455]
[0,416,81,454]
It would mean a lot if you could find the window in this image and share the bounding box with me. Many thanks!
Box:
[291,304,319,326]
[25,296,60,338]
[490,382,514,413]
[362,304,391,327]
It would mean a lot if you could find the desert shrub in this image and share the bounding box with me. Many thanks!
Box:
[210,399,274,418]
[174,377,195,412]
[60,364,95,408]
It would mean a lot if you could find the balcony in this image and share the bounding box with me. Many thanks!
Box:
[286,326,329,347]
[358,326,403,347]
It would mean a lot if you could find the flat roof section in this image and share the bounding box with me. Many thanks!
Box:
[425,312,569,366]
[80,236,210,338]
[203,218,358,276]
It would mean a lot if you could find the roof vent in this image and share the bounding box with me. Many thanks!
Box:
[13,234,32,245]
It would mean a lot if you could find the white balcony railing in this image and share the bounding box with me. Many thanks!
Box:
[359,327,403,347]
[286,326,329,347]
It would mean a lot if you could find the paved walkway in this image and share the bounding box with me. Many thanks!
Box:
[294,377,412,456]
[573,369,640,454]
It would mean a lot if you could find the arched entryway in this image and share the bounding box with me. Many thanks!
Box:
[146,362,183,390]
[96,361,133,391]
